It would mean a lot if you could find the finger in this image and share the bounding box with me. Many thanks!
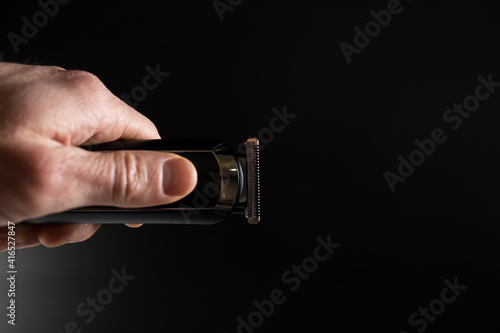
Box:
[34,223,101,248]
[25,146,198,215]
[78,149,197,208]
[3,142,198,222]
[0,223,102,252]
[125,224,143,228]
[75,92,162,146]
[80,96,162,145]
[28,69,162,146]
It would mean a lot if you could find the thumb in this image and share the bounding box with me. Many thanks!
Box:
[74,149,198,208]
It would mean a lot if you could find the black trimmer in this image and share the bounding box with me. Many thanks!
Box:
[26,138,260,225]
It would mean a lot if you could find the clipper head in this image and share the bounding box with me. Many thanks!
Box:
[242,138,261,224]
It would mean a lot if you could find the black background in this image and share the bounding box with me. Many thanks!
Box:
[1,0,500,332]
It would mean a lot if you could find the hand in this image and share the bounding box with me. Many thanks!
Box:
[0,62,197,251]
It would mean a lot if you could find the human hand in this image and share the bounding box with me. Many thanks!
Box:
[0,62,197,251]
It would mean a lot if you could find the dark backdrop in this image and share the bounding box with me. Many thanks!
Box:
[1,0,500,332]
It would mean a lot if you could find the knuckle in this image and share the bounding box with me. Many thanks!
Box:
[111,152,149,205]
[67,224,101,243]
[63,70,103,89]
[46,65,66,73]
[58,70,108,103]
[65,69,98,80]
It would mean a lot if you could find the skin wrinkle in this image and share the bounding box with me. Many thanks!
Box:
[121,151,139,206]
[51,132,73,146]
[123,117,144,140]
[69,224,101,244]
[84,106,129,145]
[111,151,122,207]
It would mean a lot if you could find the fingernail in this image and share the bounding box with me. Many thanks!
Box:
[163,157,197,197]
